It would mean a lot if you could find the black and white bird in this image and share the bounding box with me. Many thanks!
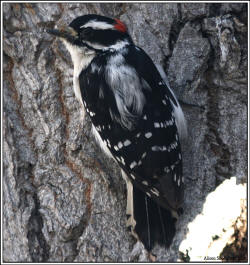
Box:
[47,14,187,251]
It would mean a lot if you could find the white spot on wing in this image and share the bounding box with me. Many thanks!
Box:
[130,161,137,169]
[164,119,174,127]
[164,167,170,173]
[118,142,123,149]
[152,146,167,151]
[151,188,160,196]
[155,63,187,139]
[106,139,111,148]
[145,132,152,138]
[142,181,148,186]
[124,139,131,146]
[121,156,126,165]
[96,126,101,132]
[154,122,160,128]
[92,125,113,159]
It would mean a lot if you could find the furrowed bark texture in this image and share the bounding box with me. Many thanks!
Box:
[3,3,247,262]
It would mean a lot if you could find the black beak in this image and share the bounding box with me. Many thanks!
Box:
[46,26,78,44]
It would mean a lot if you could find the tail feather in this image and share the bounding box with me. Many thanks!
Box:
[144,195,151,249]
[133,185,177,250]
[157,203,167,246]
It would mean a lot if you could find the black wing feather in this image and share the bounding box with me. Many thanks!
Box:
[79,45,183,211]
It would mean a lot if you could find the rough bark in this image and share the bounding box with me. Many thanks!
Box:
[2,3,247,262]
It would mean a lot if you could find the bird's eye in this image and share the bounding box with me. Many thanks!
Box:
[80,27,93,38]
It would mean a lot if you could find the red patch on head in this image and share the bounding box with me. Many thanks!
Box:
[114,18,127,33]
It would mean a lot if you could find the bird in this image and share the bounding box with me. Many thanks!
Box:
[47,14,186,251]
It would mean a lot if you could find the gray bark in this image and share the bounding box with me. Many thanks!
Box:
[3,3,247,262]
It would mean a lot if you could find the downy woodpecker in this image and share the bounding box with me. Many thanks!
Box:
[47,14,186,251]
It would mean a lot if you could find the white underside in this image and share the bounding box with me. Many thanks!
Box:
[63,40,96,105]
[62,39,140,240]
[92,126,138,238]
[91,125,114,159]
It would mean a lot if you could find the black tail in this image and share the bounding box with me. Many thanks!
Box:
[133,186,177,251]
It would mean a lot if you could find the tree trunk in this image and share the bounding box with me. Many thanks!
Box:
[2,3,247,262]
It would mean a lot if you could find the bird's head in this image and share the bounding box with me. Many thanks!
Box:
[47,14,132,53]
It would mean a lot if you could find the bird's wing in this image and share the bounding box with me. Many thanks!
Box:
[79,45,184,210]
